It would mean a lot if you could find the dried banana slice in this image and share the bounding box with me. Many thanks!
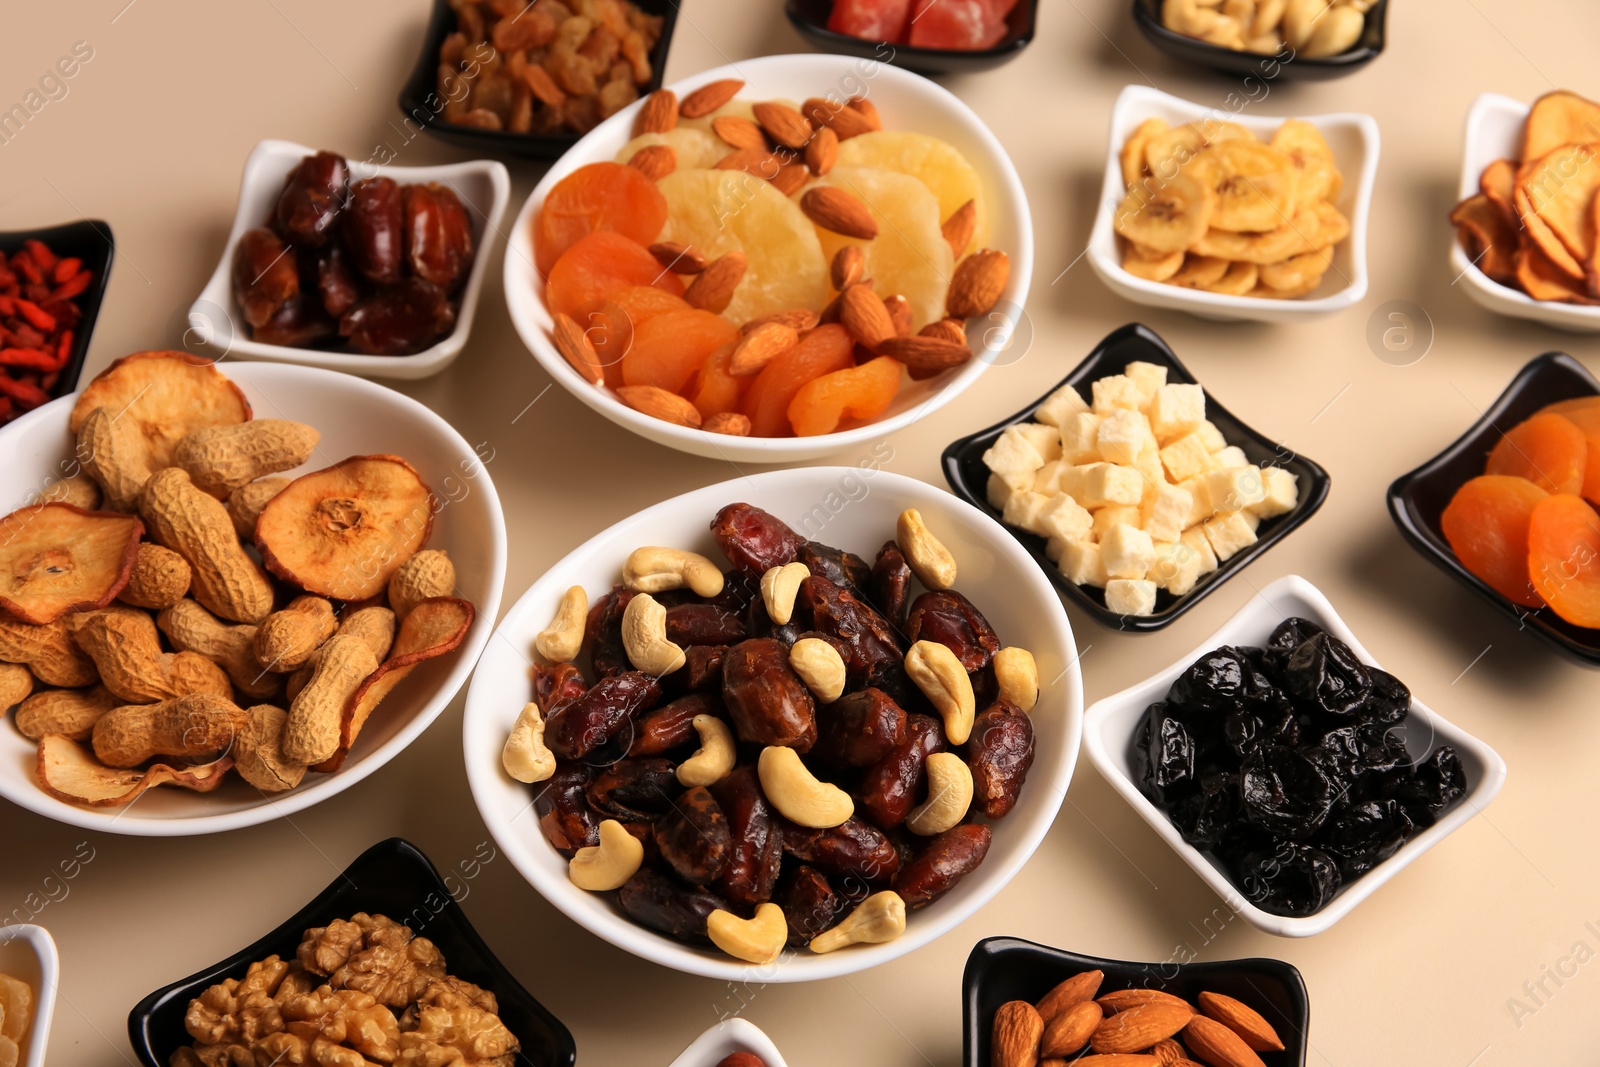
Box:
[1168,254,1231,289]
[1121,245,1186,282]
[1114,172,1215,254]
[1143,120,1253,180]
[1260,247,1334,290]
[1120,118,1169,188]
[1203,261,1260,295]
[1271,120,1342,208]
[1188,141,1298,233]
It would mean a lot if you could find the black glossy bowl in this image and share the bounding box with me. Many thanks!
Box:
[1387,352,1600,666]
[1130,0,1387,80]
[943,323,1331,632]
[964,937,1310,1067]
[0,219,114,415]
[128,838,576,1067]
[785,0,1038,74]
[397,0,680,161]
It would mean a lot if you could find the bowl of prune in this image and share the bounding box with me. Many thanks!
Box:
[190,140,510,380]
[462,466,1083,980]
[1083,574,1506,937]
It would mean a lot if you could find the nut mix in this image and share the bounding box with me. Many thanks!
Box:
[990,969,1287,1067]
[1159,0,1374,58]
[0,238,96,426]
[0,969,34,1067]
[0,351,475,808]
[170,912,519,1067]
[1138,617,1465,917]
[232,150,474,355]
[535,80,1012,436]
[501,502,1042,962]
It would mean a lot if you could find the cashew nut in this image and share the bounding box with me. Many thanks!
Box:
[568,818,644,891]
[707,902,789,965]
[534,585,588,663]
[993,646,1039,713]
[809,891,907,954]
[905,640,976,744]
[677,713,736,787]
[760,562,810,625]
[788,638,845,703]
[1301,2,1363,56]
[623,546,726,598]
[896,508,957,591]
[503,702,556,783]
[906,752,974,836]
[757,745,853,828]
[621,593,686,676]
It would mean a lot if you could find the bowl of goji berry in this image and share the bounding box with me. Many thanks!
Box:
[0,220,115,427]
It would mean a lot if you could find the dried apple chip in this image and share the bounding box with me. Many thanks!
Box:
[0,504,143,624]
[1478,158,1518,228]
[1520,143,1600,263]
[69,351,251,471]
[1450,194,1519,285]
[255,455,437,601]
[1521,90,1600,163]
[35,734,233,807]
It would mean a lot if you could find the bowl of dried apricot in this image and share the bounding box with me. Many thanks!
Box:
[0,352,506,835]
[504,52,1033,462]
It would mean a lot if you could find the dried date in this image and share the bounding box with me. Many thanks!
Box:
[583,585,636,679]
[339,277,456,356]
[775,864,846,947]
[965,698,1035,819]
[587,757,677,821]
[342,176,404,284]
[314,243,361,318]
[710,503,805,573]
[722,637,817,750]
[682,645,726,691]
[535,762,599,854]
[665,603,747,646]
[275,150,348,246]
[708,766,784,906]
[654,786,731,885]
[860,713,945,828]
[533,662,587,709]
[233,228,299,328]
[627,694,715,757]
[403,182,475,293]
[798,576,904,681]
[813,688,906,769]
[904,590,999,672]
[544,671,662,759]
[783,817,901,887]
[895,824,991,909]
[253,294,336,347]
[869,540,912,628]
[618,867,730,945]
[797,541,872,594]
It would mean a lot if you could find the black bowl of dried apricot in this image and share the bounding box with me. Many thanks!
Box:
[128,838,576,1067]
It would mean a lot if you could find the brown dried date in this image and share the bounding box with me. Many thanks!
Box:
[338,277,456,356]
[905,590,1000,672]
[860,712,945,828]
[783,817,902,887]
[682,645,726,691]
[587,757,677,821]
[666,603,747,646]
[708,766,784,907]
[342,176,404,284]
[711,503,806,573]
[314,243,361,318]
[618,867,730,945]
[535,762,599,854]
[896,824,991,909]
[814,688,906,768]
[654,785,732,886]
[233,228,299,328]
[799,576,905,681]
[275,150,348,247]
[775,864,846,947]
[403,182,474,294]
[798,541,872,594]
[253,294,336,348]
[544,671,662,760]
[583,585,635,678]
[869,540,912,629]
[627,693,715,757]
[533,661,587,709]
[722,638,817,751]
[966,698,1035,819]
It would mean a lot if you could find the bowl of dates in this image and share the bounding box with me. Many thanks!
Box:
[462,466,1082,980]
[1083,574,1506,937]
[190,140,510,380]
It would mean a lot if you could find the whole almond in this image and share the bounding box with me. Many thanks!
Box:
[883,294,913,337]
[1196,993,1283,1053]
[1098,990,1195,1016]
[1090,1004,1192,1056]
[742,308,819,335]
[1040,1000,1102,1057]
[992,1000,1044,1067]
[648,241,706,274]
[1071,1058,1161,1067]
[1150,1038,1187,1066]
[712,115,767,150]
[628,144,677,181]
[803,96,875,140]
[634,89,677,135]
[801,187,878,240]
[848,94,884,129]
[752,101,814,149]
[920,317,968,346]
[703,411,751,436]
[729,322,799,376]
[832,245,865,291]
[680,77,744,118]
[839,285,896,350]
[943,198,977,257]
[684,251,747,313]
[879,334,972,380]
[806,125,839,175]
[1181,1016,1266,1067]
[715,147,781,177]
[947,249,1011,319]
[616,385,702,428]
[769,161,810,196]
[552,312,602,386]
[1036,970,1104,1020]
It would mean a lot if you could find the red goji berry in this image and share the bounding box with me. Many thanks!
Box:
[50,271,90,302]
[14,300,55,333]
[52,257,80,284]
[0,348,56,371]
[21,240,56,272]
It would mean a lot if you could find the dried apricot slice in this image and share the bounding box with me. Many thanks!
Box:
[576,286,693,387]
[1539,397,1600,505]
[545,231,683,319]
[788,356,903,436]
[742,324,855,437]
[620,309,740,394]
[0,504,143,624]
[534,162,669,275]
[1484,412,1587,495]
[689,341,747,421]
[1441,475,1547,608]
[1528,493,1600,625]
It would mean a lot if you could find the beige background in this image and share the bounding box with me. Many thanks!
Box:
[4,0,1600,1063]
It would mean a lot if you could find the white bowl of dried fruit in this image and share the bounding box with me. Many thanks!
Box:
[503,53,1033,462]
[0,352,505,836]
[1087,84,1378,322]
[0,925,56,1067]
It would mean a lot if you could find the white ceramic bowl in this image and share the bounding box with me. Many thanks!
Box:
[0,362,506,836]
[504,53,1034,463]
[1088,85,1379,323]
[463,467,1081,980]
[1451,92,1600,333]
[667,1018,788,1067]
[190,139,511,379]
[1083,574,1507,937]
[0,925,57,1067]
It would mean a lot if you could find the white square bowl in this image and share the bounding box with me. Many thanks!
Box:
[1087,84,1379,323]
[1082,574,1506,937]
[190,139,511,380]
[1451,92,1600,333]
[0,925,58,1067]
[666,1018,788,1067]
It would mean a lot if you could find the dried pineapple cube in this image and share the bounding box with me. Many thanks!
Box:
[1202,510,1258,561]
[1160,432,1215,483]
[1060,539,1109,587]
[1091,374,1146,414]
[1060,412,1104,464]
[983,425,1046,477]
[1149,383,1206,441]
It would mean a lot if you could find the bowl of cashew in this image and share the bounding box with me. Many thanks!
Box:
[1131,0,1388,80]
[461,466,1083,981]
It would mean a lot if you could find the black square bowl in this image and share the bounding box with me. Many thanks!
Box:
[1130,0,1386,80]
[0,219,114,417]
[942,323,1331,632]
[784,0,1038,75]
[127,838,576,1067]
[963,936,1310,1067]
[1387,351,1600,665]
[397,0,680,161]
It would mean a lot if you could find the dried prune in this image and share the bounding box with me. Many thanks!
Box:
[275,150,348,246]
[618,867,729,944]
[627,694,714,756]
[710,503,805,573]
[869,540,912,629]
[722,637,817,750]
[799,576,904,681]
[533,662,587,708]
[403,182,475,293]
[1224,698,1300,759]
[813,688,906,768]
[654,786,731,885]
[896,824,991,909]
[965,698,1035,819]
[798,541,872,594]
[1236,842,1341,917]
[233,228,299,328]
[708,766,784,906]
[1168,647,1254,711]
[683,645,726,691]
[1135,702,1198,804]
[587,758,676,821]
[783,817,901,887]
[1321,799,1412,879]
[314,242,361,318]
[1240,744,1337,839]
[1358,667,1411,725]
[535,762,599,854]
[544,671,662,759]
[860,712,945,828]
[665,602,747,646]
[1285,632,1372,717]
[583,585,635,678]
[1168,771,1240,850]
[904,590,1000,672]
[342,176,404,284]
[1268,616,1324,652]
[775,864,846,947]
[1395,746,1467,826]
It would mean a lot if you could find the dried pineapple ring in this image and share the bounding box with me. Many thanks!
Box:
[1270,119,1342,209]
[1202,261,1260,295]
[1143,120,1253,180]
[656,168,828,324]
[1114,172,1215,254]
[1260,247,1334,290]
[1120,118,1169,188]
[616,127,726,170]
[1121,245,1186,282]
[1188,141,1297,233]
[835,131,990,247]
[1168,255,1231,289]
[809,167,952,330]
